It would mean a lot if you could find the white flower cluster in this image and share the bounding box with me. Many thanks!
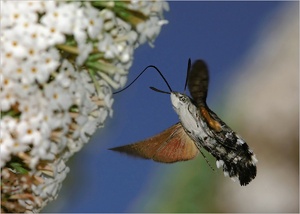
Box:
[0,1,168,212]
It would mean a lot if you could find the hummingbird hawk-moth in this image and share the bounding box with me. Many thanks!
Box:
[111,59,257,186]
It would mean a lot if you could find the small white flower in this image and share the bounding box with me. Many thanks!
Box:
[84,4,103,39]
[44,83,73,111]
[0,87,16,112]
[14,83,38,98]
[78,71,96,95]
[2,31,28,59]
[79,118,98,143]
[104,93,114,110]
[0,133,15,167]
[16,120,42,145]
[76,42,93,65]
[73,26,87,46]
[97,33,119,59]
[40,2,75,34]
[39,47,60,75]
[97,107,109,124]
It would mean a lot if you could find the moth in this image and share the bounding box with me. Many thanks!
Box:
[111,59,257,186]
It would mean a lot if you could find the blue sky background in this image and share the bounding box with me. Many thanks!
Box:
[45,1,286,212]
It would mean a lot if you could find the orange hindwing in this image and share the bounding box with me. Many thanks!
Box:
[110,123,199,163]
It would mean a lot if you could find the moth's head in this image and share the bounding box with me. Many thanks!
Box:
[170,92,191,113]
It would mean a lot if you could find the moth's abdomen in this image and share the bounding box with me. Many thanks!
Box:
[196,107,258,186]
[215,141,257,186]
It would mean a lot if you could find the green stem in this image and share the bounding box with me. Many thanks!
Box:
[86,61,123,75]
[88,68,101,95]
[86,53,105,62]
[1,110,21,118]
[56,44,79,55]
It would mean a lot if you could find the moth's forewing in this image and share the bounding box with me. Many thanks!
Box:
[110,123,199,163]
[188,60,209,106]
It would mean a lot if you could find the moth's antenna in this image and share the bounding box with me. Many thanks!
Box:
[149,86,171,94]
[113,65,173,94]
[183,58,191,93]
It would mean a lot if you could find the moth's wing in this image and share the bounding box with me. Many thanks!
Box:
[110,123,199,163]
[188,60,224,132]
[188,59,209,106]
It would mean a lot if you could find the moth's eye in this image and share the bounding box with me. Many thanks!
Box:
[179,96,186,102]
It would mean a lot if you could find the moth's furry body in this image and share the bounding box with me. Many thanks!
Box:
[171,92,257,185]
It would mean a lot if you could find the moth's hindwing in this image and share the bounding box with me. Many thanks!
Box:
[110,123,199,163]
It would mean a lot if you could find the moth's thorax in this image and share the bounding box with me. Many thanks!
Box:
[170,92,207,139]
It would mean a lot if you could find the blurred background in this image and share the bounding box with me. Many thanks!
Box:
[44,1,299,212]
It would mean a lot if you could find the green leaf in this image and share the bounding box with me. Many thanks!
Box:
[10,162,29,174]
